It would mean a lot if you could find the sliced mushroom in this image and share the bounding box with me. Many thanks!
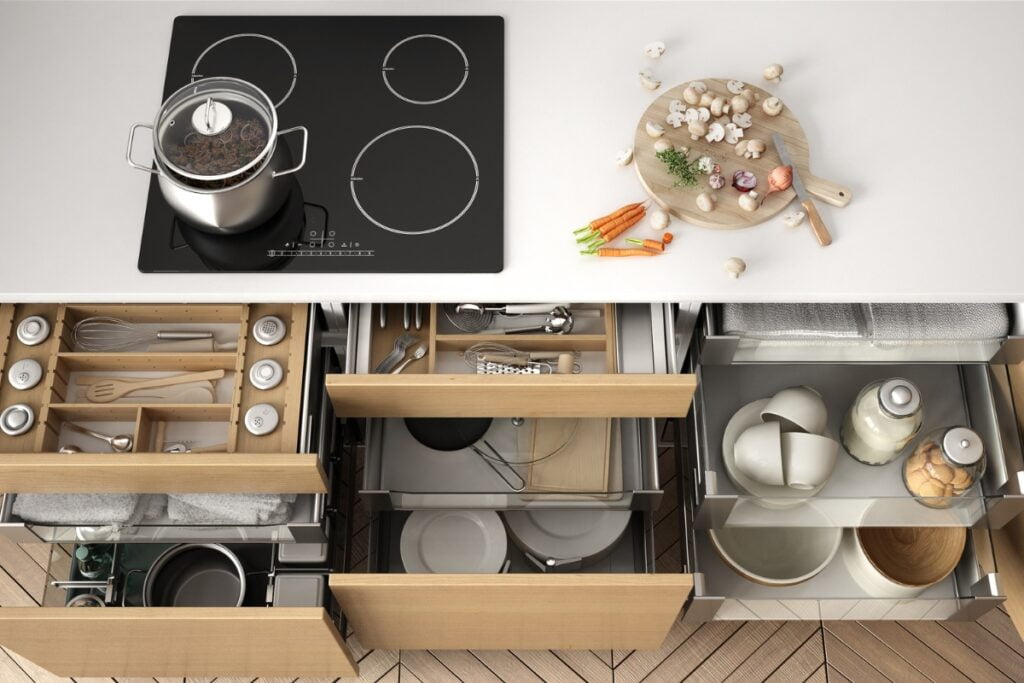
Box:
[696,192,716,212]
[688,120,708,141]
[665,111,686,128]
[682,86,702,105]
[639,70,661,90]
[710,95,730,117]
[783,210,806,228]
[727,80,746,95]
[653,138,673,153]
[705,122,725,143]
[615,148,634,166]
[644,41,667,59]
[724,123,744,145]
[725,257,747,278]
[645,121,665,138]
[699,91,716,108]
[731,112,753,129]
[683,108,700,124]
[668,99,687,113]
[649,209,671,230]
[762,96,784,116]
[697,107,711,122]
[688,81,708,94]
[730,95,750,114]
[763,63,784,83]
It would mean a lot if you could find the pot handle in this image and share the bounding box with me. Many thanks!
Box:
[272,125,309,178]
[126,122,159,174]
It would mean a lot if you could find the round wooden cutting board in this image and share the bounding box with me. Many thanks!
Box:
[634,78,848,230]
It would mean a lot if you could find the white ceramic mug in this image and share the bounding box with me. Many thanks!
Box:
[761,385,828,435]
[781,432,838,490]
[734,421,784,486]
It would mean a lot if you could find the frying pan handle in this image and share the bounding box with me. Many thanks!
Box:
[803,174,852,208]
[525,553,584,573]
[474,441,526,492]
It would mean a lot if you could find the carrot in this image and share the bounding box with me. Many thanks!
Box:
[597,210,645,243]
[597,205,646,236]
[662,232,674,244]
[591,247,660,257]
[626,238,665,252]
[572,202,644,236]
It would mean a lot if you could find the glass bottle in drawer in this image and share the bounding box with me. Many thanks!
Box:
[841,378,923,465]
[903,426,986,508]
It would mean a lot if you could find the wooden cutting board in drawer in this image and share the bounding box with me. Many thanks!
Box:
[528,418,611,492]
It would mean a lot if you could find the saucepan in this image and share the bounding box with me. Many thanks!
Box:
[143,543,247,607]
[127,77,308,234]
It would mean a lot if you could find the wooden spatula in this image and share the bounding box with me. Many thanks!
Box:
[85,369,225,403]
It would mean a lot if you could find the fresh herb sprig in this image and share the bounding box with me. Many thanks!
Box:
[656,147,701,188]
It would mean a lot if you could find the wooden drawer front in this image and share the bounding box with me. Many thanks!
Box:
[326,374,698,418]
[329,574,693,650]
[0,607,357,678]
[0,453,327,493]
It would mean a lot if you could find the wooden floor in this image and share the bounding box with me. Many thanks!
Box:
[2,423,1024,681]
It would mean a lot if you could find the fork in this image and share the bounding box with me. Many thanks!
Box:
[373,333,419,374]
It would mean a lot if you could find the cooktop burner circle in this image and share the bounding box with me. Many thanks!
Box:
[191,33,298,108]
[350,125,479,235]
[382,34,469,105]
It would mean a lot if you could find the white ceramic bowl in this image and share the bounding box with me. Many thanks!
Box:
[842,527,966,598]
[761,386,828,435]
[781,432,839,490]
[734,421,784,486]
[710,526,842,587]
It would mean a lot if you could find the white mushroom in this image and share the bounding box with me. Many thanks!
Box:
[730,95,750,114]
[697,107,711,122]
[734,140,749,157]
[696,192,716,212]
[725,257,747,278]
[699,91,716,108]
[740,88,759,104]
[763,63,784,83]
[731,112,753,129]
[705,122,725,143]
[687,120,708,141]
[644,41,667,59]
[615,148,634,166]
[724,123,744,145]
[710,95,730,117]
[649,209,671,230]
[762,96,784,117]
[688,81,708,93]
[783,210,806,228]
[668,99,687,113]
[645,121,665,138]
[744,139,766,159]
[665,110,686,128]
[653,138,673,153]
[738,191,761,212]
[683,108,701,123]
[682,86,702,106]
[639,70,661,90]
[727,80,746,94]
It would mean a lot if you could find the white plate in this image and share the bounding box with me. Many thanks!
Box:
[503,509,631,566]
[722,399,831,509]
[400,510,507,573]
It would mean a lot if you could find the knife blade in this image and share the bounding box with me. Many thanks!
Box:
[771,133,832,247]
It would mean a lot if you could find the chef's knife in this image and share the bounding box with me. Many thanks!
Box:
[771,133,832,247]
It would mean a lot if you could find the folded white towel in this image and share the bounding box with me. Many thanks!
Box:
[166,493,296,525]
[12,493,140,525]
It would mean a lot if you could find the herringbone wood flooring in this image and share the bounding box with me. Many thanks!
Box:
[1,424,1023,681]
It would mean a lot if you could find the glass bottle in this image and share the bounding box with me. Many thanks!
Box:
[903,426,986,508]
[75,544,113,580]
[841,378,923,465]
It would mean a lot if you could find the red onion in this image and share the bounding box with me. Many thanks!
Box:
[732,170,757,192]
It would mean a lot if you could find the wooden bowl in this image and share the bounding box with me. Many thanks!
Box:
[848,527,966,597]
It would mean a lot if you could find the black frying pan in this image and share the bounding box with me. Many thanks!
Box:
[404,418,525,491]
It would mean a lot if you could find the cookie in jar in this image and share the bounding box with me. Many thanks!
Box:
[903,427,985,508]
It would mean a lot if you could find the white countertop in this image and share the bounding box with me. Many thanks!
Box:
[1,0,1022,303]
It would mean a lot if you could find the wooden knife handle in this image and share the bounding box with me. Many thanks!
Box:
[803,174,852,208]
[802,199,832,247]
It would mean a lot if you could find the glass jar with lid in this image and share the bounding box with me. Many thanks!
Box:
[841,378,923,465]
[903,426,986,508]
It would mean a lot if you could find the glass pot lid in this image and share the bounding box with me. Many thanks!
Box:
[153,77,278,181]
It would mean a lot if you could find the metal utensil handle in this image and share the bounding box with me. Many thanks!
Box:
[476,440,526,492]
[271,126,309,178]
[496,324,545,334]
[154,331,215,341]
[66,422,112,443]
[502,303,570,315]
[51,579,107,590]
[126,122,159,174]
[524,553,584,573]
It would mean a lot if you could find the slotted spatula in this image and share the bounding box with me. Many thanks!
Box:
[85,369,225,403]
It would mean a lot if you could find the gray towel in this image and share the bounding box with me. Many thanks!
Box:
[166,493,297,525]
[12,493,140,525]
[721,304,864,340]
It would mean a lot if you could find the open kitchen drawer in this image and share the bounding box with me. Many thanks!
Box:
[334,303,696,510]
[684,308,1024,529]
[0,303,340,543]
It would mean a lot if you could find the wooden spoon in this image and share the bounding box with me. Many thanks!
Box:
[85,369,225,403]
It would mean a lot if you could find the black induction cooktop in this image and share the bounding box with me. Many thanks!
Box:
[138,16,504,273]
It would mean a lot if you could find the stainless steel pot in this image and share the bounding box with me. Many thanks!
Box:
[143,543,246,607]
[127,77,307,234]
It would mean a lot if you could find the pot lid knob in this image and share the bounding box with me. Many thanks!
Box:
[191,98,233,136]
